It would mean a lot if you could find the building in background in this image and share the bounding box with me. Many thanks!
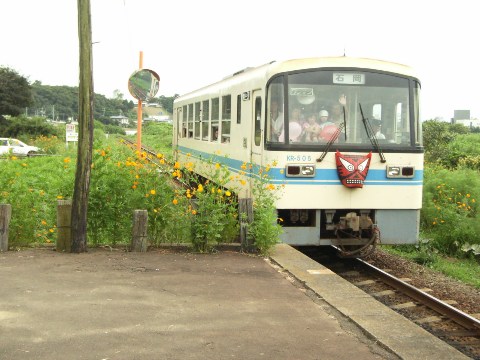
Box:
[453,109,480,128]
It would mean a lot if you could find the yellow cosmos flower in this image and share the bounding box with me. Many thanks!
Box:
[197,184,204,192]
[172,199,178,205]
[225,191,231,197]
[150,189,156,195]
[57,195,63,199]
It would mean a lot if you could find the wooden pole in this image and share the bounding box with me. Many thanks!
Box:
[57,200,72,252]
[136,51,143,153]
[0,204,12,252]
[131,210,148,252]
[71,0,94,253]
[239,198,254,251]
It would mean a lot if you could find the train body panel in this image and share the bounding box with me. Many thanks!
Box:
[173,57,424,250]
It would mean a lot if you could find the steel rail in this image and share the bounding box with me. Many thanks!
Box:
[357,257,480,333]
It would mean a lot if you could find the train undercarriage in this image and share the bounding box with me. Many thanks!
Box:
[277,209,380,258]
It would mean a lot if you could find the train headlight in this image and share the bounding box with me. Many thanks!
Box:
[386,165,415,178]
[286,164,316,177]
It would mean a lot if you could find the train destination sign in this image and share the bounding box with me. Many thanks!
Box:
[333,73,365,85]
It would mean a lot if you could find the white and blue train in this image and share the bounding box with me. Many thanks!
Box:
[173,57,423,255]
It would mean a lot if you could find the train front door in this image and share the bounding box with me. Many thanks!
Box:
[250,91,263,192]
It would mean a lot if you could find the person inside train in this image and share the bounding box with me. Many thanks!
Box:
[371,119,386,140]
[329,94,348,125]
[301,113,319,142]
[318,110,333,129]
[270,98,284,141]
[279,109,303,143]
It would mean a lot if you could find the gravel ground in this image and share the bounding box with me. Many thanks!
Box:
[364,248,480,317]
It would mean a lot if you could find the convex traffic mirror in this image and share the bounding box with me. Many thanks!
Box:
[128,69,160,101]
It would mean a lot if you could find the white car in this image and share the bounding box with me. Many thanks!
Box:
[0,138,41,156]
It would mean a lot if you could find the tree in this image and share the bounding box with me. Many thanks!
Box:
[156,94,178,114]
[0,67,33,116]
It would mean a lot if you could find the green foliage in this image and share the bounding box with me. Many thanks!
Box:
[421,166,479,255]
[32,135,65,155]
[0,154,75,246]
[422,120,470,166]
[153,95,179,114]
[31,82,136,123]
[0,115,59,139]
[141,122,174,156]
[247,164,283,256]
[382,244,480,289]
[172,158,239,253]
[0,67,33,116]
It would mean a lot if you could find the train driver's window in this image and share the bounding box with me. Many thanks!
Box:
[211,98,219,142]
[266,76,284,143]
[221,95,231,143]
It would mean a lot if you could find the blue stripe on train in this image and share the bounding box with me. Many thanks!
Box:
[176,146,423,186]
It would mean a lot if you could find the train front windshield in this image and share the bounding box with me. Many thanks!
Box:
[266,69,421,149]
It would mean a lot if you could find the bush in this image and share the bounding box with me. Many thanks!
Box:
[422,166,479,255]
[247,163,283,256]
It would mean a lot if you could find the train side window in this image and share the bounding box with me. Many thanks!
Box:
[221,95,231,143]
[182,105,187,138]
[236,94,241,124]
[194,102,201,140]
[202,100,209,141]
[211,97,219,142]
[187,104,193,138]
[254,96,261,146]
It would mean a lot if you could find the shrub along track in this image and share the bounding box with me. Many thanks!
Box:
[300,246,480,359]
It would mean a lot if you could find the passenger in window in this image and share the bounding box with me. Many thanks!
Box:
[270,99,284,141]
[212,128,219,141]
[371,119,386,140]
[318,110,333,129]
[290,107,304,126]
[287,107,305,142]
[303,113,322,142]
[318,110,340,142]
[330,94,348,125]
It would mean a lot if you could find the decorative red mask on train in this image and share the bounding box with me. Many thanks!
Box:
[335,151,372,188]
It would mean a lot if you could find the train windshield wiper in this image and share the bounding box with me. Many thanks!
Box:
[316,123,345,162]
[342,105,347,141]
[359,104,386,163]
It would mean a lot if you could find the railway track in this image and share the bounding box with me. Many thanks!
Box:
[301,246,480,359]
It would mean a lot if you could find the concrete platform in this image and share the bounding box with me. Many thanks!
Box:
[270,244,470,360]
[1,246,390,360]
[0,244,468,359]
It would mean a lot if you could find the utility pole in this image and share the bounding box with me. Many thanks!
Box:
[71,0,94,253]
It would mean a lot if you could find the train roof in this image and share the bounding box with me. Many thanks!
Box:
[175,57,418,102]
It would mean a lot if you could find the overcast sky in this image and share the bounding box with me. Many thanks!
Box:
[1,0,478,121]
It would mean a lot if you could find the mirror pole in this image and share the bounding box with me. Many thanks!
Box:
[136,51,144,153]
